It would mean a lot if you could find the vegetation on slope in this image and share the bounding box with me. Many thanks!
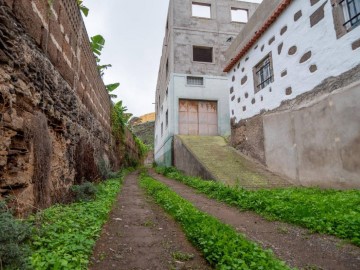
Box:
[155,166,360,246]
[140,173,290,270]
[29,171,128,269]
[132,121,155,150]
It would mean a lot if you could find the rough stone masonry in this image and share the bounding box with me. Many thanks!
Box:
[0,0,140,216]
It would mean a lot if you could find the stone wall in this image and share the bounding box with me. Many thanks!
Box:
[0,0,140,216]
[230,114,265,164]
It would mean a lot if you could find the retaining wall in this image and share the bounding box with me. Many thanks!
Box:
[0,0,140,215]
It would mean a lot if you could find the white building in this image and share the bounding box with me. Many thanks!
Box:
[225,0,360,188]
[154,0,259,166]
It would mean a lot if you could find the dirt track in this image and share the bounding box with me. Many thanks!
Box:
[90,170,360,270]
[149,169,360,270]
[90,171,211,270]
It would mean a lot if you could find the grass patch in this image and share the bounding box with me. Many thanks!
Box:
[155,166,360,246]
[29,170,129,269]
[171,251,194,262]
[140,173,290,270]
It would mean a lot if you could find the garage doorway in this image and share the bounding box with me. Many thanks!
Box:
[179,99,218,135]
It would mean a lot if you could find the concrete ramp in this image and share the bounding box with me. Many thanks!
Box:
[174,135,291,188]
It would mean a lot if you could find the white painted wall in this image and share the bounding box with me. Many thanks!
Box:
[154,73,231,165]
[228,0,360,122]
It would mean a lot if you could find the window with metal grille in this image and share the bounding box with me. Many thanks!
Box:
[187,76,204,86]
[253,53,274,93]
[193,46,213,62]
[341,0,360,29]
[192,2,211,18]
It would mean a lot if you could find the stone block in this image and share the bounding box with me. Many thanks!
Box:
[310,1,327,27]
[14,0,44,45]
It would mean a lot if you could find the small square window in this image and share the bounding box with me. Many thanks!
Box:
[231,8,248,23]
[253,53,274,93]
[193,46,213,62]
[192,2,211,18]
[187,76,204,86]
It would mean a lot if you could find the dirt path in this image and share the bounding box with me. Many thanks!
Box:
[149,169,360,270]
[90,171,211,270]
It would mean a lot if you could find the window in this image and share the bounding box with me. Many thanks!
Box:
[332,0,360,38]
[166,88,168,99]
[193,46,213,62]
[231,8,248,23]
[192,2,211,18]
[165,110,168,127]
[253,53,274,93]
[341,0,360,29]
[187,76,204,86]
[161,122,163,137]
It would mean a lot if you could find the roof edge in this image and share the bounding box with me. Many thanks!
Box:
[223,0,292,73]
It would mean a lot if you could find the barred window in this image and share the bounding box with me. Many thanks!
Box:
[332,0,360,38]
[253,53,274,93]
[341,0,360,29]
[187,76,204,86]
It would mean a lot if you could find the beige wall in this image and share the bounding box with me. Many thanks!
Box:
[263,80,360,189]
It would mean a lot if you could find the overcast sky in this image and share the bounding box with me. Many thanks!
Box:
[83,0,262,117]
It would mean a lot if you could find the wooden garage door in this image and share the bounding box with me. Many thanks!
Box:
[179,99,218,135]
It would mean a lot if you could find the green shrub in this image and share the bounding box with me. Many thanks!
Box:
[0,201,31,270]
[155,166,360,246]
[70,182,98,202]
[97,158,113,180]
[140,174,290,270]
[30,177,123,270]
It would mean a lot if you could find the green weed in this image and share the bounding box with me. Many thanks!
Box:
[29,171,127,270]
[171,251,194,262]
[155,166,360,246]
[0,202,31,270]
[140,173,290,270]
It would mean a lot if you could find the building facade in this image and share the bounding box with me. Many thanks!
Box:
[225,0,360,188]
[154,0,259,166]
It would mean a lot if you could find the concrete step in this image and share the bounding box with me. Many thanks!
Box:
[175,135,292,189]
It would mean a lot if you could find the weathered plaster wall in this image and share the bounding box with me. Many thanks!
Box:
[227,0,360,122]
[173,136,215,180]
[0,0,140,215]
[264,79,360,188]
[226,0,360,188]
[154,0,259,166]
